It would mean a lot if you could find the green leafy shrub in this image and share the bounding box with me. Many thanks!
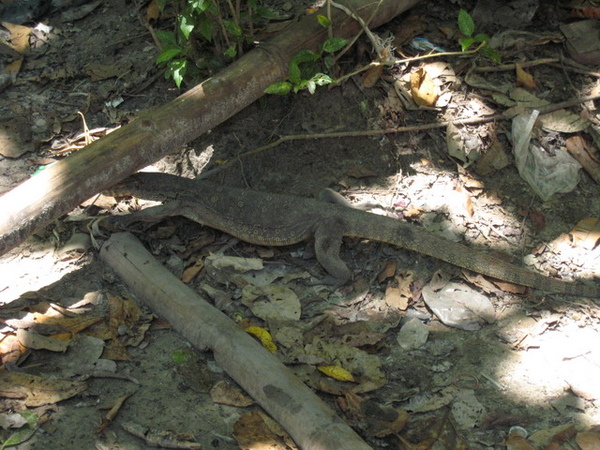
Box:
[265,36,348,95]
[155,0,276,87]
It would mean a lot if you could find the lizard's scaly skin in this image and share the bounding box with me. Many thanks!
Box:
[105,173,599,298]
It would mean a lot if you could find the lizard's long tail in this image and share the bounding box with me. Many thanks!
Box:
[347,210,599,298]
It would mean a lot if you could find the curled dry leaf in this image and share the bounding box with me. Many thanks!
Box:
[410,67,439,106]
[515,63,537,90]
[362,64,384,88]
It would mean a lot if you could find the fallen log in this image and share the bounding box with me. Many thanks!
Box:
[0,0,421,256]
[100,232,373,449]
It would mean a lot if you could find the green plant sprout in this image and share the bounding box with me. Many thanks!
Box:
[457,9,500,62]
[265,35,348,95]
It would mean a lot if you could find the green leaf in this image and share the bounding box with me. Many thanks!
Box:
[179,15,195,40]
[288,49,319,82]
[291,49,319,65]
[479,45,501,62]
[156,0,169,12]
[265,81,292,95]
[458,37,475,51]
[473,33,490,43]
[156,47,182,63]
[322,37,347,53]
[172,350,189,364]
[306,79,316,94]
[323,54,335,70]
[190,0,212,14]
[458,9,475,37]
[0,412,39,447]
[223,19,243,37]
[292,79,306,93]
[169,59,187,88]
[198,13,214,41]
[155,30,177,47]
[254,6,277,19]
[317,15,331,27]
[312,73,333,86]
[224,44,237,58]
[288,61,301,82]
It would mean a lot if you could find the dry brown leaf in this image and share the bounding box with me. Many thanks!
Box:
[403,205,423,218]
[565,135,592,158]
[571,6,600,19]
[16,328,70,352]
[0,371,87,407]
[210,380,254,407]
[98,294,148,360]
[233,410,291,449]
[410,67,439,106]
[121,421,202,449]
[570,217,600,250]
[0,334,26,365]
[378,260,397,282]
[516,63,537,90]
[505,434,535,449]
[347,166,377,178]
[548,424,576,446]
[146,0,161,21]
[5,58,23,80]
[368,406,409,438]
[384,286,407,310]
[181,259,204,283]
[576,430,600,449]
[362,64,383,88]
[1,22,31,54]
[97,391,135,433]
[455,184,474,217]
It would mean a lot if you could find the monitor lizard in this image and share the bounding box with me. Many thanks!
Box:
[104,172,599,298]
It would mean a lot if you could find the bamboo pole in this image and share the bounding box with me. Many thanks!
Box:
[101,232,373,449]
[0,0,421,256]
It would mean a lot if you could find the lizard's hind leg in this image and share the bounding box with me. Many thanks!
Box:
[313,221,352,283]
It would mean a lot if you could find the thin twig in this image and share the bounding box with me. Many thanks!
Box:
[474,58,559,73]
[330,0,385,58]
[331,42,488,87]
[326,0,332,39]
[201,92,600,178]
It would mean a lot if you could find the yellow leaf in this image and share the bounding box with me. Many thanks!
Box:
[245,326,277,353]
[317,365,355,382]
[515,63,537,90]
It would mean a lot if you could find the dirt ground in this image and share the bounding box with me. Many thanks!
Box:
[1,0,600,448]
